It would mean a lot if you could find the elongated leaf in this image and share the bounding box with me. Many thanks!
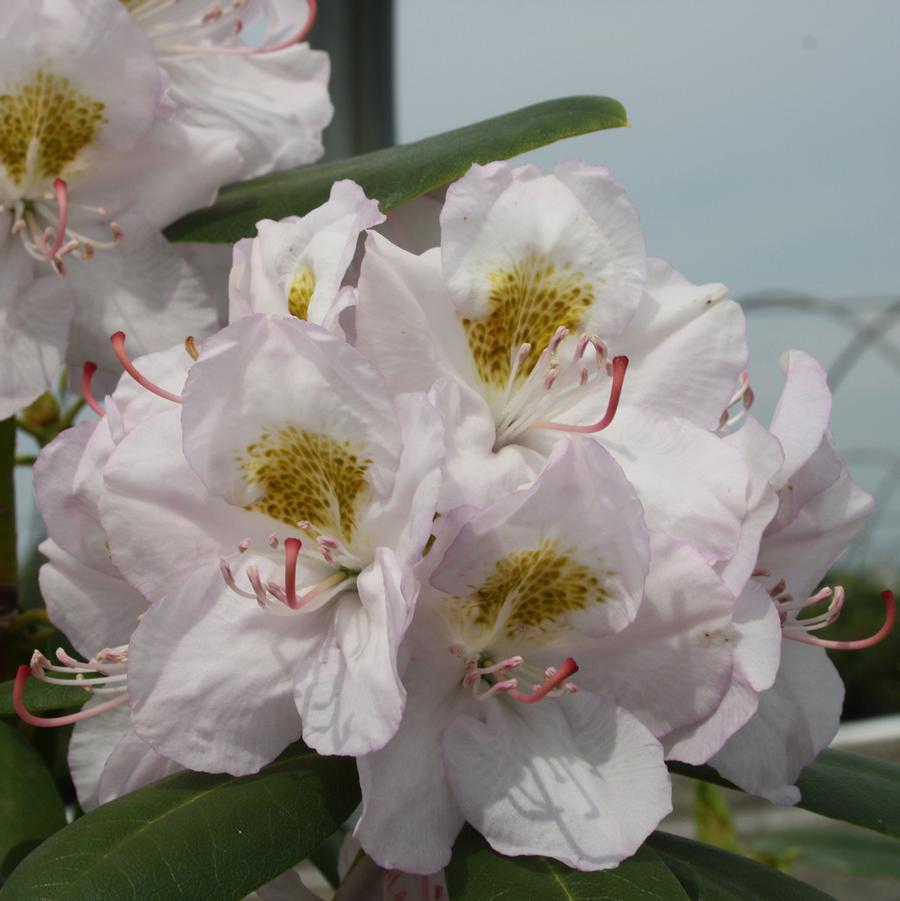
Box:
[165,96,628,244]
[752,827,900,880]
[0,678,87,717]
[670,748,900,839]
[646,832,834,901]
[445,825,690,900]
[1,743,359,901]
[0,722,66,881]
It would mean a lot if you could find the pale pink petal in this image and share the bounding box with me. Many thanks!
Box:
[711,641,843,805]
[443,691,670,871]
[665,580,782,763]
[38,539,145,658]
[613,257,747,430]
[96,728,183,806]
[292,550,410,756]
[574,533,736,738]
[768,350,832,487]
[594,406,748,559]
[128,562,304,776]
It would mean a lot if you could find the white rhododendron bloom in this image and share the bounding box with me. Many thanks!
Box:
[14,162,892,882]
[125,0,333,179]
[1,0,333,417]
[95,315,443,771]
[229,180,384,329]
[0,0,241,416]
[354,161,751,561]
[356,439,739,872]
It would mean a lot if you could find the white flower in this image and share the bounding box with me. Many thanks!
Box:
[355,439,737,873]
[354,161,751,559]
[96,315,444,772]
[0,0,242,416]
[127,0,333,178]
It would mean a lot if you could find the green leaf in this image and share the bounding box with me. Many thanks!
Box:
[646,832,835,901]
[445,824,690,900]
[751,827,900,880]
[670,748,900,839]
[165,96,628,245]
[0,722,66,881]
[1,743,360,900]
[0,678,87,718]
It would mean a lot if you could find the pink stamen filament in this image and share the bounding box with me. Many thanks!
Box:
[532,355,628,434]
[47,178,69,259]
[81,362,106,416]
[507,657,580,704]
[14,665,129,728]
[283,537,302,608]
[784,589,896,651]
[110,331,182,404]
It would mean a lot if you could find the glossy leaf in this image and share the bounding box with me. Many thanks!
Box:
[646,832,835,901]
[0,743,360,900]
[446,825,690,900]
[670,748,900,839]
[0,722,66,881]
[165,95,628,244]
[752,827,900,880]
[0,678,87,718]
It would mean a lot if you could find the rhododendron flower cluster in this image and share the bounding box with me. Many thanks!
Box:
[0,0,330,418]
[20,160,894,879]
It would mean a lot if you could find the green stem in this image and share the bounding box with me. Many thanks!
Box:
[14,417,45,444]
[0,417,17,618]
[58,397,85,432]
[14,455,37,467]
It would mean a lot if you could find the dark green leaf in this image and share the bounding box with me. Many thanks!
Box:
[0,722,66,881]
[646,832,835,901]
[445,824,690,900]
[0,743,359,901]
[752,827,900,880]
[165,96,628,244]
[670,748,900,839]
[0,678,87,718]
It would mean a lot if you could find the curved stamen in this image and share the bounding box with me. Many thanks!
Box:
[507,657,579,704]
[169,0,317,55]
[81,361,106,416]
[13,665,129,728]
[47,178,69,260]
[532,355,628,434]
[110,331,183,404]
[784,589,896,651]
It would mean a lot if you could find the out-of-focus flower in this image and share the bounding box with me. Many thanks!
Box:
[97,315,443,773]
[0,0,243,416]
[354,161,750,560]
[355,438,737,873]
[127,0,333,178]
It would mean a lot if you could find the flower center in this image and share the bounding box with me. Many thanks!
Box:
[287,264,316,319]
[239,425,372,544]
[219,532,359,613]
[0,69,105,193]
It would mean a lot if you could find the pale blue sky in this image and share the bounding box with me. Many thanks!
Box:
[397,0,900,563]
